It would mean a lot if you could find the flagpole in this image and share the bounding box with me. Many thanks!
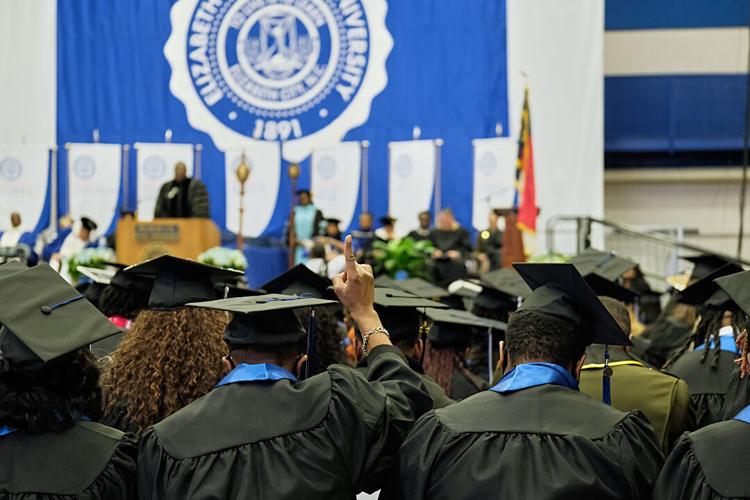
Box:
[434,138,443,215]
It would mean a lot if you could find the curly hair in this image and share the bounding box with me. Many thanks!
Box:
[0,350,102,433]
[102,307,228,433]
[423,342,482,396]
[294,304,344,376]
[505,309,587,368]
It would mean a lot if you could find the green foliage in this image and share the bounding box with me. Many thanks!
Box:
[528,252,570,263]
[68,247,116,284]
[372,237,435,279]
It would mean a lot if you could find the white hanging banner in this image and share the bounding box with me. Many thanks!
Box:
[225,143,280,238]
[472,137,517,230]
[311,142,361,231]
[135,143,194,221]
[0,145,50,232]
[67,143,122,235]
[388,140,436,234]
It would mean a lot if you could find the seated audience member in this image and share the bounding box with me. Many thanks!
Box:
[475,209,503,273]
[0,264,137,499]
[654,268,750,500]
[351,211,376,262]
[407,210,433,242]
[0,212,37,264]
[51,216,98,280]
[102,256,239,434]
[356,288,454,409]
[663,264,744,428]
[305,243,329,276]
[429,208,472,286]
[137,236,432,499]
[398,263,663,500]
[41,215,74,263]
[375,215,399,241]
[422,309,490,401]
[579,292,695,453]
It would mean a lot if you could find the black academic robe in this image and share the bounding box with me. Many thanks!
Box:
[475,228,503,269]
[720,364,750,420]
[137,346,432,500]
[668,349,737,428]
[356,356,454,409]
[429,228,472,286]
[653,419,750,499]
[634,318,692,368]
[398,385,663,500]
[0,421,137,499]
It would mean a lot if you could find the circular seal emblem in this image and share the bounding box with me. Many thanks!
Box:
[165,0,392,161]
[395,155,412,178]
[316,155,336,179]
[0,157,22,181]
[142,156,167,180]
[479,152,496,176]
[73,156,96,179]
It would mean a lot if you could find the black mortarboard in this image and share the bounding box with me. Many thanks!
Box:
[379,215,396,225]
[188,294,336,347]
[374,275,398,288]
[684,254,737,282]
[425,308,505,346]
[473,286,518,311]
[513,263,630,346]
[261,264,333,299]
[480,268,531,298]
[715,270,750,318]
[296,189,311,196]
[584,273,638,304]
[0,264,120,367]
[124,255,242,309]
[325,218,341,226]
[373,289,445,343]
[680,263,744,309]
[570,249,636,281]
[78,266,117,285]
[81,217,97,232]
[390,278,450,299]
[215,283,267,299]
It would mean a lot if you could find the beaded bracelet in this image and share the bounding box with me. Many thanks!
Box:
[362,326,390,357]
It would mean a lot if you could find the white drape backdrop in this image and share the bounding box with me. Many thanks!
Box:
[0,146,49,232]
[225,143,281,238]
[67,143,122,234]
[472,138,517,230]
[311,142,362,231]
[135,143,194,221]
[388,140,436,235]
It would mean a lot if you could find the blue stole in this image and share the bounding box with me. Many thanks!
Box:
[215,363,298,388]
[695,336,738,354]
[489,362,579,395]
[734,405,750,424]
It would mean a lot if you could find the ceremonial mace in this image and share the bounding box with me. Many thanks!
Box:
[287,162,301,268]
[235,153,251,250]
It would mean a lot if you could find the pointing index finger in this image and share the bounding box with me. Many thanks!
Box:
[344,235,356,276]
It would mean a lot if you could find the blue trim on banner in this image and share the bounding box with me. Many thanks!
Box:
[605,75,748,153]
[33,150,53,234]
[694,336,739,354]
[606,0,750,30]
[489,362,579,395]
[215,363,298,388]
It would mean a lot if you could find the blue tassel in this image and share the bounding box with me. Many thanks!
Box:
[305,308,316,380]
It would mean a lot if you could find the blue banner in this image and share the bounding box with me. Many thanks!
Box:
[57,0,508,236]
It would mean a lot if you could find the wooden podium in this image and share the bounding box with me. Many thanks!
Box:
[115,218,221,265]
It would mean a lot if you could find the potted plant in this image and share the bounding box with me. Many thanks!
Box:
[198,246,248,272]
[372,237,434,280]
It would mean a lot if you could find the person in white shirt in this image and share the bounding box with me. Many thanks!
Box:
[0,212,24,248]
[51,217,98,280]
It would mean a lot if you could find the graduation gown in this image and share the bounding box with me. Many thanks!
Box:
[357,356,454,409]
[429,228,472,286]
[0,421,137,499]
[398,385,663,500]
[137,345,432,500]
[720,364,750,420]
[579,345,695,453]
[653,414,750,499]
[668,349,737,428]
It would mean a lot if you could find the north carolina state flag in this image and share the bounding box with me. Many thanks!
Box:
[514,86,537,234]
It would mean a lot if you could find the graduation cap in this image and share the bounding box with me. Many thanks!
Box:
[124,255,242,309]
[513,262,630,346]
[373,288,447,344]
[80,217,97,232]
[0,264,120,368]
[473,286,518,312]
[570,249,636,281]
[480,268,531,299]
[390,278,450,299]
[0,260,26,279]
[684,254,737,282]
[374,274,398,288]
[216,283,267,299]
[715,270,750,318]
[680,263,745,309]
[325,218,342,226]
[379,215,396,225]
[78,266,117,285]
[261,264,333,299]
[584,273,638,304]
[296,189,311,196]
